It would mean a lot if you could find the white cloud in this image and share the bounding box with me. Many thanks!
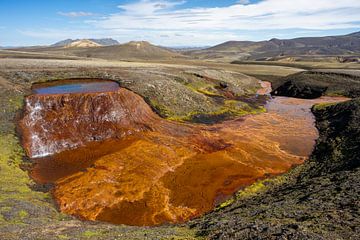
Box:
[118,0,185,15]
[92,0,360,31]
[58,11,94,17]
[237,0,250,5]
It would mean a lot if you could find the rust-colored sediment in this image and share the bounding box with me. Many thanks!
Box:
[19,83,349,226]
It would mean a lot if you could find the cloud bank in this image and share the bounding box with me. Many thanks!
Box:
[94,0,360,31]
[19,0,360,46]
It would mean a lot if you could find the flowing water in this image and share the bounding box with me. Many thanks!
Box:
[20,79,349,226]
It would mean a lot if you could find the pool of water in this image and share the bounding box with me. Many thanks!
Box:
[32,79,120,95]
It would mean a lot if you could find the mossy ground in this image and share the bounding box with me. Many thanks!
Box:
[168,102,266,123]
[313,102,337,111]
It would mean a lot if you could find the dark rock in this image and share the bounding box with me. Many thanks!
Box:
[272,80,327,99]
[271,71,360,98]
[219,81,228,89]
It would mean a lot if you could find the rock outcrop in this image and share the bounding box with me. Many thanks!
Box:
[272,79,327,99]
[272,71,360,98]
[306,98,360,175]
[20,88,159,158]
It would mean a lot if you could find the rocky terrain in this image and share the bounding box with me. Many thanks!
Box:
[0,52,359,240]
[193,97,360,240]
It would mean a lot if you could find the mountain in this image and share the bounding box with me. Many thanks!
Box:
[187,31,360,61]
[51,39,74,47]
[64,39,102,48]
[90,38,119,46]
[168,46,211,52]
[66,41,184,60]
[51,38,119,47]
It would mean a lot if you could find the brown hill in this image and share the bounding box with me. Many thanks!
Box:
[187,31,360,61]
[8,40,184,61]
[67,41,184,60]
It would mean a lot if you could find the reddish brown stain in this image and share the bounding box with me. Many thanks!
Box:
[18,80,349,226]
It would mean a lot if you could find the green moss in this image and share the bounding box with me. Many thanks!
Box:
[82,230,103,238]
[216,176,287,210]
[196,88,221,96]
[149,99,173,117]
[168,100,266,123]
[239,176,287,198]
[57,235,70,240]
[326,91,346,97]
[18,210,28,219]
[8,95,24,110]
[185,81,220,97]
[0,135,33,199]
[313,102,337,111]
[217,198,235,210]
[0,214,5,222]
[0,135,31,197]
[0,133,51,226]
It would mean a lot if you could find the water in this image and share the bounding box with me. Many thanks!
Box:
[22,80,350,226]
[32,79,120,95]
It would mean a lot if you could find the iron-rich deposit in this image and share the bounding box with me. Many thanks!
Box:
[19,79,348,226]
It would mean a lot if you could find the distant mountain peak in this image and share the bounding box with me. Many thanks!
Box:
[51,38,119,47]
[64,39,102,48]
[347,31,360,37]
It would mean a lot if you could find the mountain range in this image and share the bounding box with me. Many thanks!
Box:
[5,31,360,62]
[186,31,360,61]
[51,38,119,47]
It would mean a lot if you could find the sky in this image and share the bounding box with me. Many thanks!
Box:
[0,0,360,47]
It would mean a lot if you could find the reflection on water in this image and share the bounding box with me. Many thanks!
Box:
[32,79,119,95]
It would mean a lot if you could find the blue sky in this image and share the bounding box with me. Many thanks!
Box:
[0,0,359,46]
